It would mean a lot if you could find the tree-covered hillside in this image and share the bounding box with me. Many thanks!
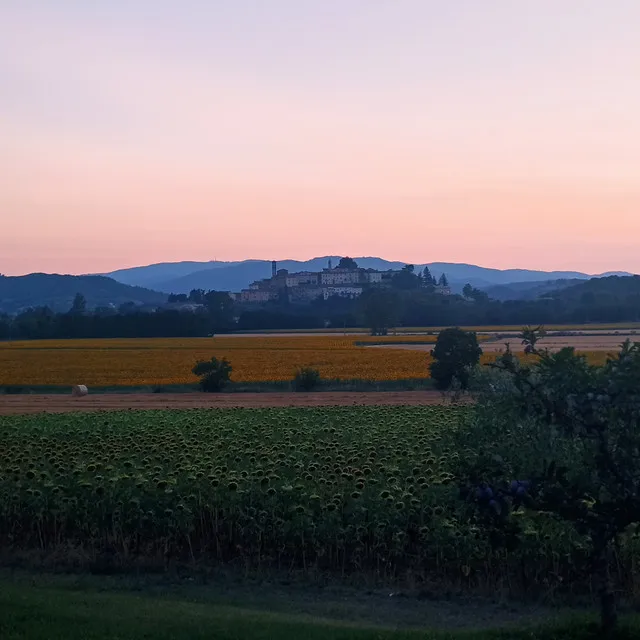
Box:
[0,274,165,314]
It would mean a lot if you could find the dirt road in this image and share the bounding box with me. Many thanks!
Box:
[0,391,460,415]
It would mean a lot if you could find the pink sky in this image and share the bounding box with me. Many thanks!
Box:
[1,1,639,276]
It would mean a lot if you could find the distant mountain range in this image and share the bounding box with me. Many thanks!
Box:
[104,257,632,295]
[1,259,633,314]
[0,274,165,314]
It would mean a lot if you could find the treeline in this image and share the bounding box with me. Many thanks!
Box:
[1,276,639,340]
[396,281,640,326]
[0,291,235,340]
[260,275,640,331]
[0,307,218,340]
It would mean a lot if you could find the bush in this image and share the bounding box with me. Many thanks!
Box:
[293,367,322,391]
[456,340,640,634]
[192,357,232,392]
[429,328,482,390]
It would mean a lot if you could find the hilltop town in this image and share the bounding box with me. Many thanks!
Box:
[236,257,451,304]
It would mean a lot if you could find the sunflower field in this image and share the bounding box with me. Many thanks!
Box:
[2,406,628,591]
[0,335,608,388]
[0,335,438,387]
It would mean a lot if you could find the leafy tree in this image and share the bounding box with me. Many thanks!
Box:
[429,327,482,390]
[463,283,489,303]
[391,265,420,290]
[293,366,322,391]
[12,306,56,339]
[192,356,233,392]
[471,289,489,303]
[203,290,233,312]
[203,290,235,330]
[188,289,206,304]
[520,325,546,354]
[359,288,400,336]
[337,257,358,270]
[70,293,87,315]
[458,341,640,635]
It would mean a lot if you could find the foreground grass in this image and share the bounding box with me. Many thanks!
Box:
[2,577,639,640]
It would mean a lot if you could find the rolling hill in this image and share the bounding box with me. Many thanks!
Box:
[482,278,582,301]
[549,274,640,302]
[105,261,240,289]
[0,274,166,314]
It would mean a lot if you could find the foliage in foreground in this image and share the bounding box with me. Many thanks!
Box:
[457,339,640,634]
[2,406,640,603]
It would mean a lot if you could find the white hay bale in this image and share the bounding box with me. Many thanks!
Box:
[72,385,89,397]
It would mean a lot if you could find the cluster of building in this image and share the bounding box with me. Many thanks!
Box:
[236,260,450,304]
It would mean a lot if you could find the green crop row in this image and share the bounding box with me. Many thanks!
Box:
[1,407,639,597]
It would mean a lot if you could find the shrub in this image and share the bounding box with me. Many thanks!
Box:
[293,367,322,391]
[192,357,232,392]
[457,340,640,635]
[429,328,482,390]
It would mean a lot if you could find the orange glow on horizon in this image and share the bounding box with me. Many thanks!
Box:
[2,2,639,275]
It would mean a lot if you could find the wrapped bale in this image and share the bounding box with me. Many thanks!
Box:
[72,385,89,397]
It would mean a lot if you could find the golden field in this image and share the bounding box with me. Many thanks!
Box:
[0,335,610,387]
[0,336,433,386]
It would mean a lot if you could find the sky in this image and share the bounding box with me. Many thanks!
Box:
[1,1,639,276]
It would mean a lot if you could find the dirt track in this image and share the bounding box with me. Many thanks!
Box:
[0,391,459,415]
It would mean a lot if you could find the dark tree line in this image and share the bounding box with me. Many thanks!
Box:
[388,264,448,290]
[355,276,640,334]
[0,307,216,340]
[1,276,639,340]
[0,290,236,340]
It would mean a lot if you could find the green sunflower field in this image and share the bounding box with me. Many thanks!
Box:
[1,406,638,595]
